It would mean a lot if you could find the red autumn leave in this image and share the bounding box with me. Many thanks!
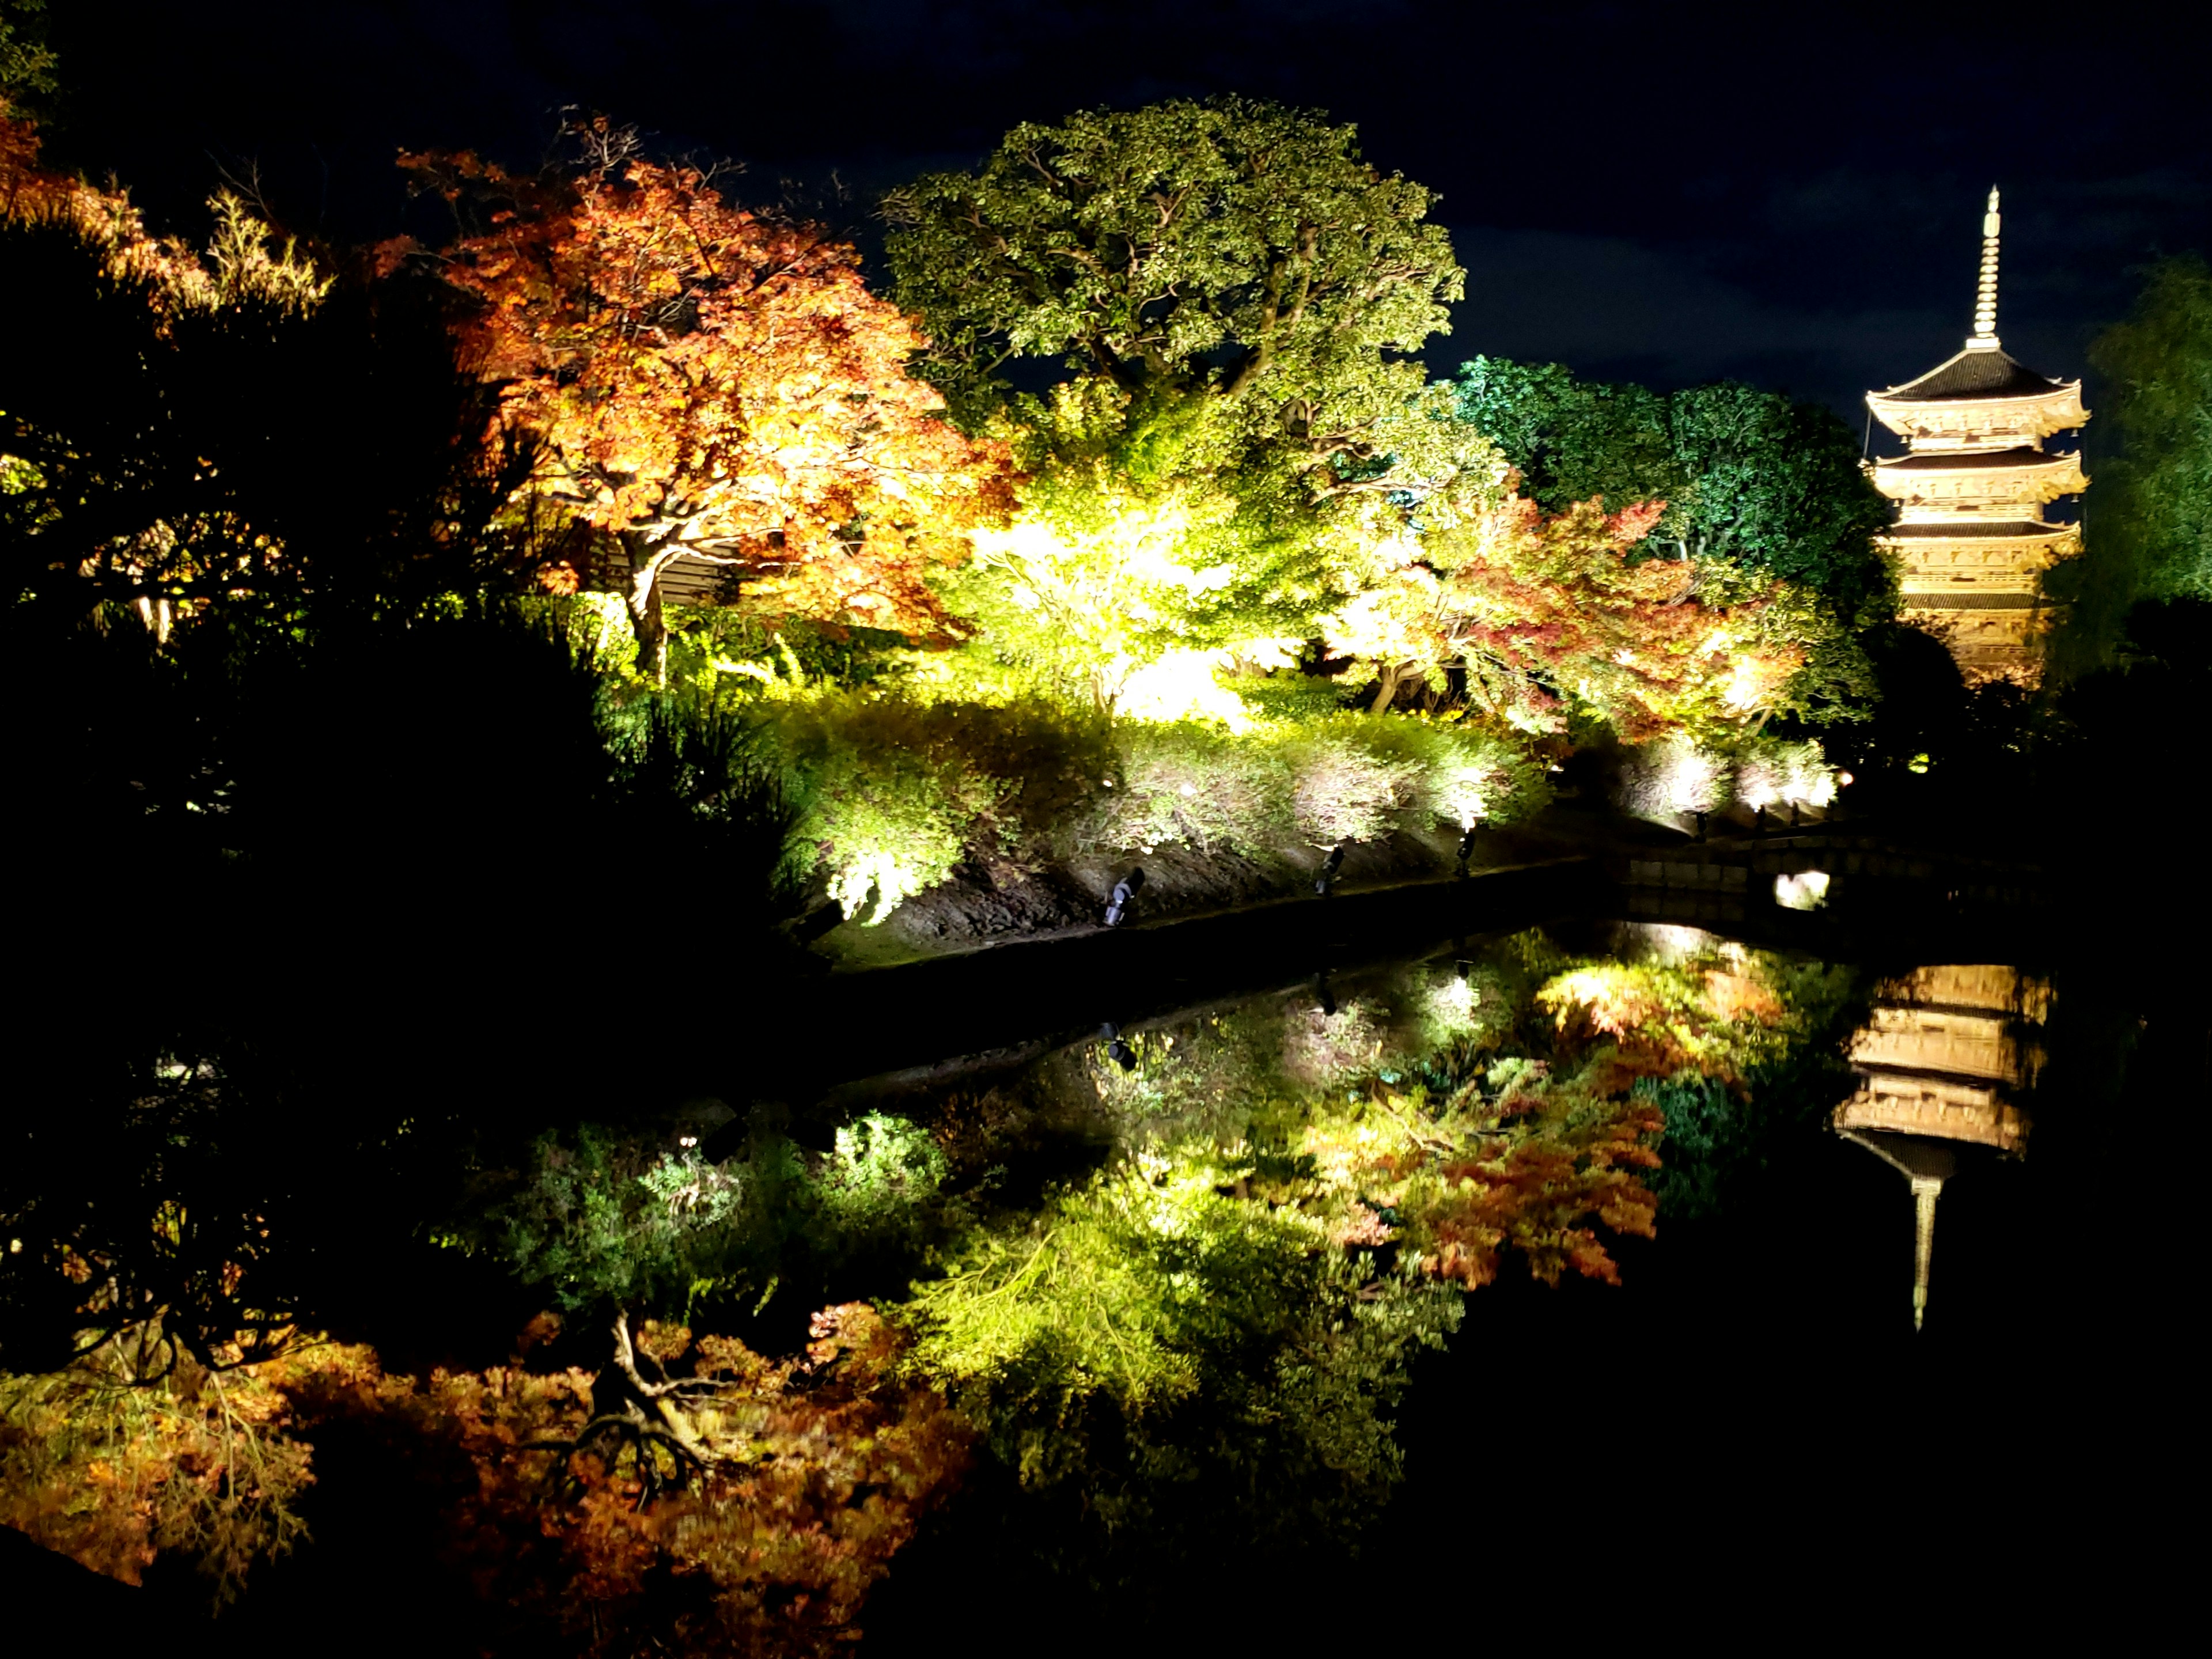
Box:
[1338,488,1801,737]
[400,142,1017,675]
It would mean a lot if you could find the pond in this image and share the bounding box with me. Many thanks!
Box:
[10,889,2183,1650]
[804,908,2153,1645]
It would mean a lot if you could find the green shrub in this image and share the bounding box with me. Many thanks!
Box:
[485,1112,956,1323]
[1274,713,1549,839]
[1086,721,1293,856]
[1271,721,1425,844]
[766,692,1109,921]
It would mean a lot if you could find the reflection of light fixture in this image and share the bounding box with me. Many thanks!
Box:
[1099,1022,1137,1071]
[678,1135,699,1148]
[1838,771,1854,787]
[1774,870,1831,911]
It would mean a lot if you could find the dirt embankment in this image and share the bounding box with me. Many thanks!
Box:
[805,796,1687,969]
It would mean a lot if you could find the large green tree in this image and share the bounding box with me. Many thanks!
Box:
[2052,253,2212,671]
[1452,357,1895,623]
[884,96,1460,433]
[884,99,1496,706]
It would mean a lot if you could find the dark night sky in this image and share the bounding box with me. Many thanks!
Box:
[38,0,2211,423]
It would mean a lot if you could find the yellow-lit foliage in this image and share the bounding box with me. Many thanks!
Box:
[1,117,328,319]
[3,1308,969,1650]
[0,1324,315,1604]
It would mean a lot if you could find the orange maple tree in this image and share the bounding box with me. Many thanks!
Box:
[399,137,1017,677]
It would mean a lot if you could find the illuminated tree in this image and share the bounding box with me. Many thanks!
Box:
[885,99,1494,706]
[2052,254,2212,667]
[403,133,1017,680]
[1453,357,1892,722]
[1329,491,1803,739]
[1453,358,1893,615]
[2,118,522,629]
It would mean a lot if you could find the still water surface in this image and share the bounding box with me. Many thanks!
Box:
[853,914,2162,1644]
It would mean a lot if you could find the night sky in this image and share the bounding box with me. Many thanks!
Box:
[38,0,2210,423]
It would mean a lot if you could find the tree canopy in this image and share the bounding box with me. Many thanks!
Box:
[402,130,1017,678]
[2066,255,2212,635]
[1452,356,1896,624]
[884,96,1461,433]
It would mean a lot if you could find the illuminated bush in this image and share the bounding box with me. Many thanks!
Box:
[1306,713,1550,831]
[1272,723,1425,844]
[1730,734,1838,812]
[1086,720,1293,855]
[1615,733,1730,826]
[766,692,1107,921]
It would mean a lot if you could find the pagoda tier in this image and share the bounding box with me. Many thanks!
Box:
[1863,188,2089,686]
[1836,964,2047,1329]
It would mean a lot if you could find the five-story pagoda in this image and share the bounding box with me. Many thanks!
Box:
[1865,189,2089,684]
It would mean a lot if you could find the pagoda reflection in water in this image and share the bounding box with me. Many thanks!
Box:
[1836,965,2046,1329]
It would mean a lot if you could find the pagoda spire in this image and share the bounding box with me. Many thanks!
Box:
[1968,186,2002,350]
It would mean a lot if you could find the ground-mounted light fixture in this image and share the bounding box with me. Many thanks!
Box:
[1313,846,1344,896]
[1099,1020,1137,1071]
[1104,866,1146,927]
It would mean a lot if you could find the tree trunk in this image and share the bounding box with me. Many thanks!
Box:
[620,533,670,685]
[607,1307,707,1460]
[1369,661,1403,714]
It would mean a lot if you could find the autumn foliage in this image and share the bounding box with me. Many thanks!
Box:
[400,136,1016,672]
[3,1306,971,1652]
[1334,490,1802,737]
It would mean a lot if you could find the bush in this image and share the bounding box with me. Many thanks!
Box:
[1086,720,1293,856]
[484,1113,957,1326]
[764,692,1108,921]
[1729,734,1837,811]
[1272,722,1425,844]
[1615,733,1729,827]
[1302,713,1551,833]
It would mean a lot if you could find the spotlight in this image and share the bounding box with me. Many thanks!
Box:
[1104,866,1146,927]
[1314,969,1336,1017]
[1455,829,1478,875]
[1313,846,1344,896]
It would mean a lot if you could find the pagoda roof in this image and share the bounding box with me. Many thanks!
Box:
[1878,518,2074,540]
[1872,446,2078,472]
[1874,346,2074,403]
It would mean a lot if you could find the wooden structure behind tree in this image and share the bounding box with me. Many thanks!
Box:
[1865,189,2089,685]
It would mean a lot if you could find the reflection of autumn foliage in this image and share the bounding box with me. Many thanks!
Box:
[1415,1098,1664,1288]
[400,133,1016,672]
[1303,1086,1661,1291]
[1292,945,1805,1293]
[1536,960,1789,1084]
[270,1305,969,1656]
[0,1325,313,1604]
[5,1306,969,1652]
